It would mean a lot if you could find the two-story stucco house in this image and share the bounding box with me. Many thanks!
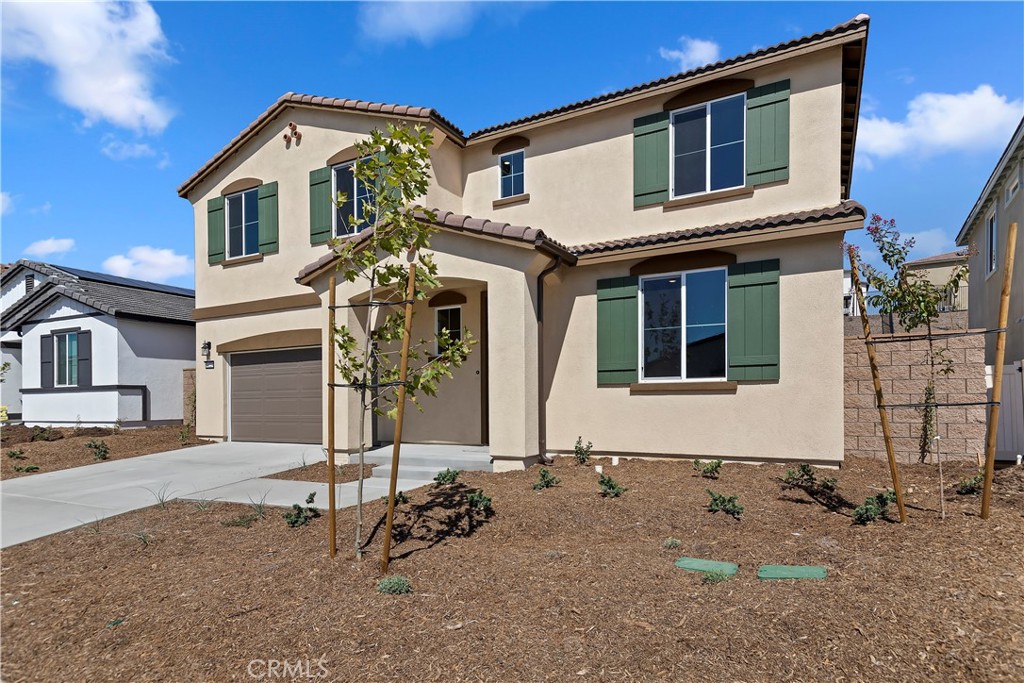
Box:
[178,16,870,470]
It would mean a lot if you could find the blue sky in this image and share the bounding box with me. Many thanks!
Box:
[2,1,1022,285]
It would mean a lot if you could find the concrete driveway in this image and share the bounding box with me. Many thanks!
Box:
[0,441,323,548]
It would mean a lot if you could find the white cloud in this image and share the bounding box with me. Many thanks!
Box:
[659,36,721,73]
[904,228,956,259]
[101,138,156,161]
[157,152,171,170]
[2,1,173,134]
[24,237,76,258]
[358,1,482,45]
[103,246,193,283]
[1,191,11,215]
[858,85,1023,165]
[29,201,52,216]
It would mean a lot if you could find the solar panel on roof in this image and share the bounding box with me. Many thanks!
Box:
[58,266,194,297]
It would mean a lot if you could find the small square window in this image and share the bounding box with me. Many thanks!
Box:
[225,188,259,258]
[435,306,463,354]
[499,150,525,199]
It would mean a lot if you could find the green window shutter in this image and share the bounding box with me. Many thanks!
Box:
[257,181,279,254]
[596,276,639,385]
[746,80,790,186]
[207,196,225,264]
[633,112,670,208]
[309,167,332,245]
[727,259,780,381]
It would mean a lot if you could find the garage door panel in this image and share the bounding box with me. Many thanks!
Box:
[231,348,322,444]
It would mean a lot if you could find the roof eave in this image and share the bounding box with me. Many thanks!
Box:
[956,116,1024,246]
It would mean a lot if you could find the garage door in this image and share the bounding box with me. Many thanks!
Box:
[231,348,322,443]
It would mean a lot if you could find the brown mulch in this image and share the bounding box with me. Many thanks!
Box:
[2,457,1022,682]
[266,462,376,483]
[0,425,209,478]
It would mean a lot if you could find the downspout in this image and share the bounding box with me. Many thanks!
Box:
[536,254,562,466]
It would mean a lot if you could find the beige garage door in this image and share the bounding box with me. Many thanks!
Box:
[231,348,322,443]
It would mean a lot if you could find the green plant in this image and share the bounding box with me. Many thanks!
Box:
[706,489,743,519]
[247,493,269,519]
[283,492,321,528]
[433,468,461,485]
[532,468,560,491]
[106,617,126,629]
[146,483,174,510]
[113,417,123,433]
[221,513,260,528]
[574,436,593,465]
[466,489,492,511]
[702,570,731,585]
[662,537,681,550]
[955,472,984,496]
[852,490,898,525]
[6,448,26,460]
[192,496,216,511]
[130,530,152,546]
[86,439,110,461]
[598,473,626,498]
[13,464,39,473]
[692,459,723,479]
[376,575,413,595]
[30,426,61,442]
[381,491,409,505]
[782,464,839,495]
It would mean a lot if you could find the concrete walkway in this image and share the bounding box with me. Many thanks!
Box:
[0,442,322,548]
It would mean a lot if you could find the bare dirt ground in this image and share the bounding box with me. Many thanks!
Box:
[0,425,209,479]
[267,462,376,484]
[2,457,1022,682]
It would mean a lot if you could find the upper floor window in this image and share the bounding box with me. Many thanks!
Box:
[226,188,259,258]
[499,150,525,198]
[1004,164,1021,206]
[333,160,375,236]
[670,94,745,198]
[640,268,727,381]
[25,275,34,294]
[985,209,998,274]
[55,331,78,387]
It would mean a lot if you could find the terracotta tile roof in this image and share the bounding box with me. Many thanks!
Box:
[569,201,866,256]
[468,14,870,139]
[904,249,969,268]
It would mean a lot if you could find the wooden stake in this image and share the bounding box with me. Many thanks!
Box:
[327,275,337,558]
[380,260,417,575]
[848,248,908,523]
[981,221,1018,520]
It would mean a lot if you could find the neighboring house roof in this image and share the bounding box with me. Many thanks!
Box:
[297,201,865,282]
[904,249,969,269]
[0,260,195,331]
[956,116,1024,246]
[180,15,869,200]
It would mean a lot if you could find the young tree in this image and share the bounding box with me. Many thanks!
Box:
[330,123,474,558]
[861,214,969,462]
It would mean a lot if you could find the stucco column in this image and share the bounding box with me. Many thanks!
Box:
[320,279,368,459]
[486,270,540,470]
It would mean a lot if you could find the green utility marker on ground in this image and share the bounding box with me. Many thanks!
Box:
[674,557,739,576]
[757,565,827,580]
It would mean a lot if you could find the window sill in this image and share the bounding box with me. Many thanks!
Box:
[662,186,753,211]
[220,253,264,268]
[630,381,738,394]
[492,193,530,209]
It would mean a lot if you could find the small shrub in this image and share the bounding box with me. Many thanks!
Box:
[86,440,110,461]
[782,464,840,497]
[247,493,268,519]
[6,449,26,460]
[433,468,460,485]
[380,491,409,505]
[283,492,321,528]
[178,425,191,445]
[706,489,743,519]
[955,472,984,496]
[466,489,492,511]
[106,617,126,629]
[692,459,723,479]
[819,477,838,492]
[30,426,62,442]
[222,513,259,528]
[13,464,39,473]
[377,575,412,595]
[532,468,560,491]
[598,473,626,498]
[574,436,592,465]
[662,537,681,550]
[146,483,174,510]
[853,490,898,525]
[130,530,152,546]
[702,570,731,585]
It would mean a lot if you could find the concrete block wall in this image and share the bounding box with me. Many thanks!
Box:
[183,368,197,427]
[844,330,987,463]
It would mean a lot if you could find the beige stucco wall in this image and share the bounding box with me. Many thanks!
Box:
[461,48,845,245]
[964,172,1024,365]
[543,231,846,463]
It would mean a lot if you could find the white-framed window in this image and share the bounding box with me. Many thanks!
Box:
[669,93,746,199]
[985,209,998,274]
[332,160,374,236]
[639,267,727,381]
[435,305,463,355]
[1004,165,1021,206]
[225,187,259,258]
[499,150,525,198]
[54,331,79,387]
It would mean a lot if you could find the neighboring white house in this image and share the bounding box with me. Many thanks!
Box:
[0,260,196,426]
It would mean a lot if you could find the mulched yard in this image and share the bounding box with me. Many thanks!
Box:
[2,456,1022,682]
[0,425,209,478]
[266,461,376,484]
